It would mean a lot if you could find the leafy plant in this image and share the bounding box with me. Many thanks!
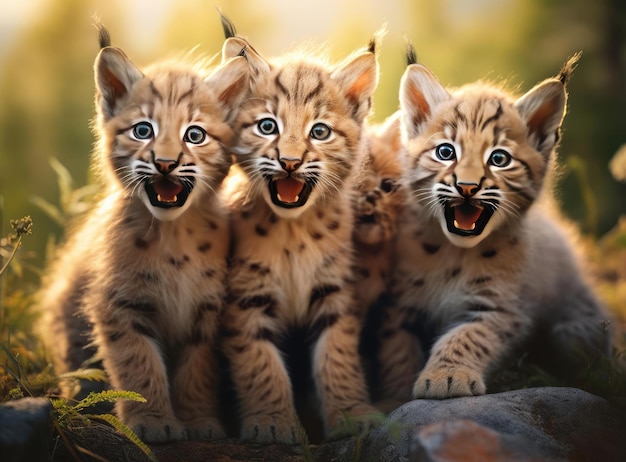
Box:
[30,157,98,228]
[51,388,157,462]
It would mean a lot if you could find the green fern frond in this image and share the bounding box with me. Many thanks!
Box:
[72,390,146,413]
[84,413,158,462]
[57,368,108,384]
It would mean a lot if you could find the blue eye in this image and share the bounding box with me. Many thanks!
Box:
[310,123,331,140]
[184,126,207,144]
[489,149,512,167]
[132,122,154,140]
[257,118,278,135]
[435,143,456,161]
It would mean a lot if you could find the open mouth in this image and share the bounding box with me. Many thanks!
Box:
[444,201,493,236]
[357,214,377,225]
[144,177,194,209]
[269,177,312,208]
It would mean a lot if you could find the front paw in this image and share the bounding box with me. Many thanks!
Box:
[327,403,384,440]
[125,414,187,443]
[183,417,226,441]
[413,366,486,399]
[241,413,301,444]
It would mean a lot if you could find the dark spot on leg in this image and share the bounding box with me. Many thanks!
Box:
[481,249,497,258]
[470,276,492,285]
[447,376,453,392]
[255,224,267,236]
[309,284,341,309]
[135,237,149,249]
[198,242,212,253]
[423,243,440,254]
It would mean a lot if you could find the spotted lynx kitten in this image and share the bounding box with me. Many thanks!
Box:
[37,28,248,442]
[352,113,405,315]
[218,20,382,443]
[378,48,611,403]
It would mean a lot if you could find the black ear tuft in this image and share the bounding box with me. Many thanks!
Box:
[405,40,418,66]
[98,27,111,49]
[368,37,376,55]
[93,17,111,49]
[557,51,581,86]
[218,8,237,39]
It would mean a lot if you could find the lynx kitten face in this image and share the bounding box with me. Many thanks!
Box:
[400,63,564,248]
[97,44,247,221]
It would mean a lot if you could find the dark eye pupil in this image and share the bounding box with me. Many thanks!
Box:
[133,123,152,139]
[490,150,510,166]
[186,126,205,144]
[436,144,455,161]
[380,179,394,193]
[311,123,330,140]
[258,119,276,135]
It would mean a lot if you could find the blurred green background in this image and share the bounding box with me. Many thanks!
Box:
[0,0,625,278]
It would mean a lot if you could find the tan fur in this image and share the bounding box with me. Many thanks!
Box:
[220,35,382,443]
[378,56,612,403]
[352,113,405,315]
[37,35,249,443]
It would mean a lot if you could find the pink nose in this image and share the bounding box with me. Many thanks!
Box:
[456,182,479,197]
[279,157,302,172]
[154,158,178,174]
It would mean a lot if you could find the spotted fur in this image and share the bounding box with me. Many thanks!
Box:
[220,31,382,443]
[378,51,612,403]
[37,29,249,443]
[352,113,405,316]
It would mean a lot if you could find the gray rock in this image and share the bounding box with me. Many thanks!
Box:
[0,397,53,462]
[315,387,626,462]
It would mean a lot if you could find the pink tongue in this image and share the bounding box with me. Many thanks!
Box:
[153,178,183,202]
[454,204,483,230]
[275,178,304,203]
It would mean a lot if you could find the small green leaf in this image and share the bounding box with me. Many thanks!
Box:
[84,413,158,462]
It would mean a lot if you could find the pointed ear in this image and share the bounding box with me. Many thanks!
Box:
[400,64,450,139]
[94,47,143,120]
[205,55,249,108]
[514,79,566,158]
[222,37,271,78]
[377,112,402,153]
[331,50,378,123]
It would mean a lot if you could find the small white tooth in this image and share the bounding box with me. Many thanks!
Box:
[157,194,177,203]
[277,193,284,201]
[454,219,459,228]
[470,222,476,230]
[294,195,299,202]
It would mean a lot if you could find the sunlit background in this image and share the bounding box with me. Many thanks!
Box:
[0,0,624,308]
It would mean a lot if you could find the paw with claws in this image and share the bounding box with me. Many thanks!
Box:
[125,414,187,443]
[413,366,486,399]
[183,417,226,441]
[241,413,301,444]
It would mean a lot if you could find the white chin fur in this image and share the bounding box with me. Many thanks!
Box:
[139,191,192,221]
[438,214,498,249]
